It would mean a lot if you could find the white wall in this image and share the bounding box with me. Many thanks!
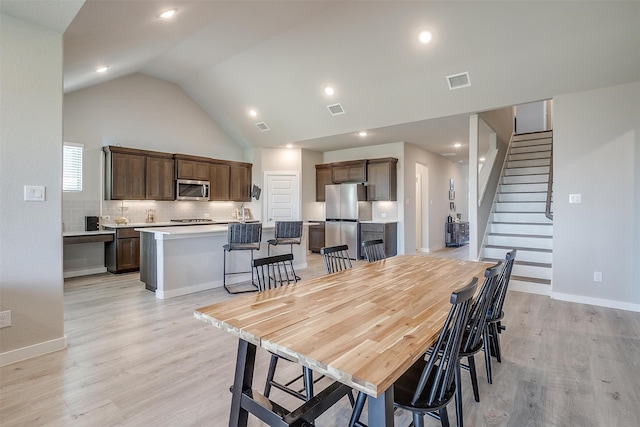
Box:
[301,150,324,221]
[552,82,640,310]
[0,14,67,363]
[404,143,466,253]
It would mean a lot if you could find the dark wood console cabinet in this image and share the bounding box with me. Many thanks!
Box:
[445,222,469,247]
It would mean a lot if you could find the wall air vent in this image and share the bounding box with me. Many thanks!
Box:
[327,103,345,116]
[446,72,471,90]
[255,122,270,132]
[441,152,456,157]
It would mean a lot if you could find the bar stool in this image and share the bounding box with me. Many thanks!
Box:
[222,222,262,294]
[267,221,303,279]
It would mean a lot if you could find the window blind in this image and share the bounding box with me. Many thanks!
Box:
[63,142,83,192]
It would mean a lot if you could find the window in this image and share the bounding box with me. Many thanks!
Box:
[63,142,83,192]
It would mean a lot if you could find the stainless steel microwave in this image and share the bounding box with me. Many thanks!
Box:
[176,179,210,201]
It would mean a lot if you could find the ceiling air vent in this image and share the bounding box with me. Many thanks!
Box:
[441,152,456,157]
[255,122,270,132]
[446,72,471,90]
[327,103,345,116]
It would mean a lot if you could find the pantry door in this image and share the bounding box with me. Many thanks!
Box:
[264,172,300,227]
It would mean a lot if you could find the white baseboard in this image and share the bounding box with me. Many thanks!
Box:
[509,280,552,296]
[551,291,640,313]
[63,267,107,278]
[0,336,67,367]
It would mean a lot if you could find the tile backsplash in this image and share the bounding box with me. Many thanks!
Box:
[63,199,255,231]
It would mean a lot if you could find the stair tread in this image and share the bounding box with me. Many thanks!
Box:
[482,258,552,268]
[485,244,552,253]
[491,221,553,226]
[496,200,547,203]
[498,191,548,194]
[488,233,552,239]
[494,211,549,214]
[511,275,551,285]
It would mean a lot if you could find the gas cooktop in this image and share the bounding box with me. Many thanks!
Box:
[170,218,214,223]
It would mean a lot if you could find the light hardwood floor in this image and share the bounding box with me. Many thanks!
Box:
[1,249,639,426]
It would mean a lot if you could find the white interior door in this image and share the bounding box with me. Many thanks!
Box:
[264,172,300,226]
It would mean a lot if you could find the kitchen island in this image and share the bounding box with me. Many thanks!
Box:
[137,223,312,299]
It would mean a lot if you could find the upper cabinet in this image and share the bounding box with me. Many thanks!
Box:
[367,158,398,201]
[174,154,210,181]
[315,157,398,201]
[315,164,332,202]
[331,160,367,183]
[104,146,253,202]
[209,161,230,201]
[146,154,175,201]
[229,162,252,202]
[104,146,147,200]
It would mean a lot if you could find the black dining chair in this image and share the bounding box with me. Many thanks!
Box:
[484,249,517,382]
[361,239,386,262]
[349,277,478,427]
[254,254,316,403]
[458,262,502,403]
[320,244,352,274]
[222,222,262,294]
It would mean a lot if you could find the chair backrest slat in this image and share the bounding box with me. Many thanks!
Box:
[320,244,352,274]
[361,239,386,262]
[412,277,477,406]
[462,262,502,352]
[252,253,297,291]
[488,249,517,321]
[228,223,262,245]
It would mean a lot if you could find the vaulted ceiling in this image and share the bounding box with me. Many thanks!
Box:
[4,1,639,157]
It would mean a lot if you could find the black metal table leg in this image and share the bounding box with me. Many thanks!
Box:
[229,339,256,427]
[368,387,394,426]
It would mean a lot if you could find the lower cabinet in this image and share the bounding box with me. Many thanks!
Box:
[105,227,140,273]
[308,221,325,253]
[359,222,397,258]
[445,222,469,247]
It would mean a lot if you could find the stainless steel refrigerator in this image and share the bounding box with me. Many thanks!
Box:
[325,184,371,259]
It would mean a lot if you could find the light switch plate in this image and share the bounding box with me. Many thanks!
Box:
[24,185,45,201]
[569,194,582,204]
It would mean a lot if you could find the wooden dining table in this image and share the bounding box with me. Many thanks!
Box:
[194,255,492,426]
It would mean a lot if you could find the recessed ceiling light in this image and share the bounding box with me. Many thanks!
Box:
[454,143,462,148]
[324,86,335,96]
[94,66,109,73]
[479,157,486,162]
[159,9,177,19]
[248,109,257,117]
[286,144,293,149]
[358,131,368,137]
[419,30,432,44]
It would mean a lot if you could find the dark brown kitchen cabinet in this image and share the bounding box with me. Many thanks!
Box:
[146,155,175,200]
[104,227,140,273]
[308,221,325,253]
[209,161,231,201]
[175,154,210,181]
[229,162,252,202]
[315,164,332,202]
[367,158,398,201]
[104,146,146,200]
[360,222,397,258]
[331,160,367,183]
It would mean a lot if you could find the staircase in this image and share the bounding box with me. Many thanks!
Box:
[482,130,553,295]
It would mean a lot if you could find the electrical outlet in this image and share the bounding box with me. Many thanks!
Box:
[593,271,602,282]
[381,213,387,218]
[203,213,210,218]
[100,215,110,220]
[0,310,11,328]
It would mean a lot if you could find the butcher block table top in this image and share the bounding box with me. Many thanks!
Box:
[195,255,492,398]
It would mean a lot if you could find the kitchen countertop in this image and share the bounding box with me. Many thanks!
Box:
[136,222,318,237]
[101,220,259,229]
[63,230,116,237]
[359,220,398,224]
